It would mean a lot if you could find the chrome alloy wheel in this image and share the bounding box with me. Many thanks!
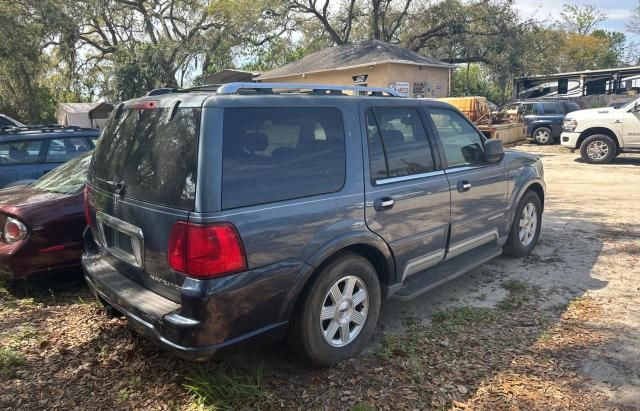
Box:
[534,129,550,144]
[519,202,538,247]
[320,275,369,347]
[586,140,609,160]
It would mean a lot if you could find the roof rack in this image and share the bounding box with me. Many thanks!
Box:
[215,82,401,97]
[145,82,401,97]
[0,124,99,134]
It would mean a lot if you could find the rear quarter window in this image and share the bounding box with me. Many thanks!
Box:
[222,107,346,209]
[542,102,564,115]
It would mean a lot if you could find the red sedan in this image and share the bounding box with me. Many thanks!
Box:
[0,152,91,278]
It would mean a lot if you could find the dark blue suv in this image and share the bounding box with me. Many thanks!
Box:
[83,83,545,366]
[0,126,100,187]
[502,100,581,144]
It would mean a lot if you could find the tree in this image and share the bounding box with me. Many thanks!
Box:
[558,4,606,35]
[592,30,626,67]
[0,0,58,122]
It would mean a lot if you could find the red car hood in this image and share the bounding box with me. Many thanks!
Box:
[0,186,73,217]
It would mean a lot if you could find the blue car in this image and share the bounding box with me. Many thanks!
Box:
[501,100,581,145]
[0,126,100,188]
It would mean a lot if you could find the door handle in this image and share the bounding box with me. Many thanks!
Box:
[374,196,395,211]
[457,180,472,192]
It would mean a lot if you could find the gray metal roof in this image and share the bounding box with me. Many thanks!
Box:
[258,40,454,80]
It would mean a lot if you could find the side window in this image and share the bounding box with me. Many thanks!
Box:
[0,140,43,165]
[0,118,14,127]
[46,138,91,163]
[520,103,538,115]
[428,108,485,168]
[542,102,564,115]
[222,107,346,209]
[365,107,434,182]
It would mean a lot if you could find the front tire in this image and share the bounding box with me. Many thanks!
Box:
[504,191,542,257]
[580,134,616,164]
[287,253,381,367]
[532,127,553,145]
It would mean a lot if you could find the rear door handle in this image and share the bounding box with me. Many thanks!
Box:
[374,196,395,211]
[457,180,472,192]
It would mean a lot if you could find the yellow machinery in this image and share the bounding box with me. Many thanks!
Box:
[437,96,526,146]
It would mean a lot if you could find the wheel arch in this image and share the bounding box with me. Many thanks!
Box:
[530,123,552,136]
[578,127,620,148]
[279,233,396,324]
[506,179,546,234]
[527,182,545,212]
[304,232,396,287]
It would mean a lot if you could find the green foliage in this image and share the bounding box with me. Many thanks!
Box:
[432,306,495,329]
[182,365,265,410]
[453,64,501,103]
[0,347,26,378]
[242,37,306,72]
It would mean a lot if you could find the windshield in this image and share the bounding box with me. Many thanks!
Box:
[621,97,640,110]
[32,151,92,194]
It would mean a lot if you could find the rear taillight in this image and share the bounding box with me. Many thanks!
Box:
[3,216,28,244]
[84,185,92,226]
[168,222,247,279]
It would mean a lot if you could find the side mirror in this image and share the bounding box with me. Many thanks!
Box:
[484,139,504,163]
[634,103,640,112]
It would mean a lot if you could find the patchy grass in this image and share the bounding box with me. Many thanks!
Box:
[351,402,376,411]
[537,330,552,343]
[379,319,428,359]
[182,365,265,410]
[432,306,495,329]
[567,295,586,310]
[0,347,26,378]
[1,325,38,344]
[498,279,541,311]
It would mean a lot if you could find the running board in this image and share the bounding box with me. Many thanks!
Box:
[392,244,502,301]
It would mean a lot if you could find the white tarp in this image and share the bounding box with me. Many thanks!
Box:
[56,102,113,129]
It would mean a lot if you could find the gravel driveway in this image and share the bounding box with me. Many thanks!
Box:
[1,145,639,410]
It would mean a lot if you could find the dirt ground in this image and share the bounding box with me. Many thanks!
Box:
[1,145,639,410]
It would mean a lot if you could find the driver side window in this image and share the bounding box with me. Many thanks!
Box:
[428,108,485,168]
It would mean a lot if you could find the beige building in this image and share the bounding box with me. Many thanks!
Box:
[257,40,454,98]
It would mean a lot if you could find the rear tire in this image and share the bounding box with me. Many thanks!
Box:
[532,127,553,145]
[287,253,381,367]
[503,191,542,257]
[579,134,616,164]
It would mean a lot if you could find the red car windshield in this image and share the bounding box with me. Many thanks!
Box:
[31,152,92,195]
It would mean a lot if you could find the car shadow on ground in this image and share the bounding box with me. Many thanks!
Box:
[573,155,640,166]
[1,208,634,409]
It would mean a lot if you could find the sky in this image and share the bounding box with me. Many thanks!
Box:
[515,0,637,35]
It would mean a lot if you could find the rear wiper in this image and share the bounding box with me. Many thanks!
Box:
[96,177,125,194]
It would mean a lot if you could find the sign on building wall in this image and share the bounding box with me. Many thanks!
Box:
[392,81,410,97]
[352,74,368,84]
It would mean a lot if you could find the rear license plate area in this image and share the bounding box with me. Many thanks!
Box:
[96,212,144,269]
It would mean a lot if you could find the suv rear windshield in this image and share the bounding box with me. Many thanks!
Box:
[91,106,201,210]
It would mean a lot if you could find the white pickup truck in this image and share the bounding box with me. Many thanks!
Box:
[561,98,640,163]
